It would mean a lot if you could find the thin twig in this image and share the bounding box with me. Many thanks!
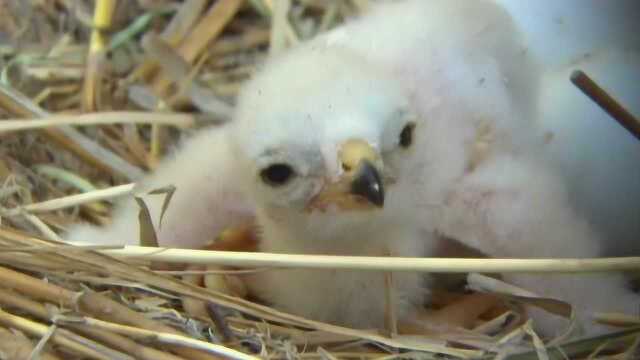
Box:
[570,70,640,141]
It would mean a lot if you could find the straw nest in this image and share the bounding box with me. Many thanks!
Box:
[0,1,639,359]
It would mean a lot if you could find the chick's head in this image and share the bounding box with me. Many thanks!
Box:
[229,45,420,232]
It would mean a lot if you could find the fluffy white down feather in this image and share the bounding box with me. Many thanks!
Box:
[67,0,639,336]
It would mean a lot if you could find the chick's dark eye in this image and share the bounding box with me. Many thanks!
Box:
[399,122,416,148]
[260,163,294,186]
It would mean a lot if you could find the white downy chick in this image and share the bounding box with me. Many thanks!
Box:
[73,46,432,329]
[537,50,640,257]
[67,0,638,335]
[493,0,640,257]
[304,0,638,335]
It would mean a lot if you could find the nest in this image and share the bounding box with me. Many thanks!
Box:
[0,1,639,359]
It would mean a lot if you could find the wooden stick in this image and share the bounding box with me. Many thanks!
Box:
[571,70,640,141]
[102,246,640,273]
[0,112,194,133]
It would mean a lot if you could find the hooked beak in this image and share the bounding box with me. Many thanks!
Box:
[306,139,385,212]
[350,160,384,207]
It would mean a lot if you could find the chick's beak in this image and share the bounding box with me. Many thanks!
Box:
[350,160,384,207]
[307,139,385,212]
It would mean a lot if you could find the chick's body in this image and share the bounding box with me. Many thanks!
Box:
[229,0,533,328]
[67,0,638,335]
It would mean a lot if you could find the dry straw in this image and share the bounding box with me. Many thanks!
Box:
[103,246,640,273]
[0,112,194,133]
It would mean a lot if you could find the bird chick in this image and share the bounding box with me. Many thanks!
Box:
[67,0,638,336]
[536,50,640,257]
[494,0,640,258]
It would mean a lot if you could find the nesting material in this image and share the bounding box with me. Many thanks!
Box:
[0,1,639,359]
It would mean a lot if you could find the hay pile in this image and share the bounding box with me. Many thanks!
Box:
[0,1,639,359]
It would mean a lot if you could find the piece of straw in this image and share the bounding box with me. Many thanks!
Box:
[0,84,145,180]
[83,0,117,111]
[0,112,194,133]
[55,315,258,360]
[102,246,640,273]
[0,327,63,360]
[0,308,129,360]
[0,265,222,360]
[4,184,135,215]
[0,288,184,360]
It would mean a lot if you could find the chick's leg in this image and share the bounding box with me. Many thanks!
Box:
[437,155,638,337]
[181,224,258,320]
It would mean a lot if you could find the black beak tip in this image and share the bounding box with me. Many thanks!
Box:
[350,161,385,207]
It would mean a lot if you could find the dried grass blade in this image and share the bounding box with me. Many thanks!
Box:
[0,112,195,133]
[29,324,58,360]
[0,288,185,360]
[103,247,640,273]
[522,321,549,360]
[147,185,176,227]
[134,196,159,247]
[19,183,134,214]
[21,212,64,242]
